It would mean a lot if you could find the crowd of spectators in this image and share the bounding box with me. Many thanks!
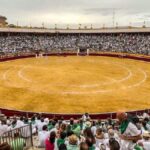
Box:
[1,112,150,150]
[0,33,150,55]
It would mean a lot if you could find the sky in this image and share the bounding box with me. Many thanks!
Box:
[0,0,150,28]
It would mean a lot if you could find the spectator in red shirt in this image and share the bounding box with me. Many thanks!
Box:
[45,131,56,150]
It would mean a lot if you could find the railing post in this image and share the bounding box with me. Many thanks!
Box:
[29,123,33,147]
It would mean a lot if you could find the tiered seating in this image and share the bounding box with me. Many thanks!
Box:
[1,112,150,150]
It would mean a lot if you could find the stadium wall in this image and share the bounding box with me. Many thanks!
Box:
[0,52,150,62]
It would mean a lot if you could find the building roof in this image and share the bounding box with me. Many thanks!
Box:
[0,15,7,20]
[0,27,150,34]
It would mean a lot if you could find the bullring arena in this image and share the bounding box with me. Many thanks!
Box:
[0,27,150,116]
[0,54,150,114]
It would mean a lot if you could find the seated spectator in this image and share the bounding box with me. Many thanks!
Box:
[85,137,95,150]
[58,143,67,150]
[47,120,54,131]
[57,132,67,148]
[95,128,105,147]
[80,142,89,150]
[59,123,66,134]
[0,120,8,136]
[144,118,150,132]
[50,121,59,135]
[45,131,56,150]
[109,138,120,150]
[66,134,79,150]
[72,123,81,137]
[95,143,107,150]
[107,128,119,143]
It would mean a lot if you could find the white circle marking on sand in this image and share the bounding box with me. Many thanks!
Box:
[18,66,32,83]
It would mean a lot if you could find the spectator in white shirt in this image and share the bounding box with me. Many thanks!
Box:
[117,112,142,150]
[0,120,8,136]
[82,113,90,122]
[95,128,106,148]
[38,125,50,148]
[91,121,97,136]
[16,117,24,128]
[37,118,47,132]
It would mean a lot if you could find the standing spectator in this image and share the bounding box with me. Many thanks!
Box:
[38,125,50,148]
[0,120,8,136]
[117,112,141,150]
[91,121,97,136]
[82,113,90,122]
[37,118,47,132]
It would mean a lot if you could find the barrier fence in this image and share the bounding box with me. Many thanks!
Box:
[0,124,33,150]
[0,52,150,62]
[0,107,150,120]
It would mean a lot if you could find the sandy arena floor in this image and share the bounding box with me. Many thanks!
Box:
[0,56,150,113]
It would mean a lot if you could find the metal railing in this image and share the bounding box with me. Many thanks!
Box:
[0,124,33,150]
